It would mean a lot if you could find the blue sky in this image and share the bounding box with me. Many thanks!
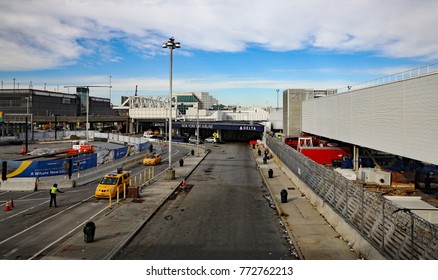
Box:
[0,0,437,107]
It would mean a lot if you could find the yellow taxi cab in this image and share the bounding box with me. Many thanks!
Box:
[143,153,162,166]
[95,169,131,198]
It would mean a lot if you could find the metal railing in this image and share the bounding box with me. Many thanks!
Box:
[266,135,438,259]
[338,63,438,93]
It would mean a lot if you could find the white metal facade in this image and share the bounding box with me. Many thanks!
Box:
[302,73,438,165]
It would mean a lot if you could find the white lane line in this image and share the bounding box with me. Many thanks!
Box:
[17,192,41,200]
[1,188,94,221]
[0,195,95,245]
[0,199,49,222]
[28,205,110,260]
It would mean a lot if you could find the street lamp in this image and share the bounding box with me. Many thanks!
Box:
[162,37,180,180]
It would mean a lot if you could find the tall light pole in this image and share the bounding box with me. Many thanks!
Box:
[162,37,180,180]
[196,103,200,156]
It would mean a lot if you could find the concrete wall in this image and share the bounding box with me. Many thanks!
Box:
[283,89,314,136]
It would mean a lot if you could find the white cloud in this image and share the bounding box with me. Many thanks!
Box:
[1,0,438,71]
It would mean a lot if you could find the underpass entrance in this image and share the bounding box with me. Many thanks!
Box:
[151,121,265,142]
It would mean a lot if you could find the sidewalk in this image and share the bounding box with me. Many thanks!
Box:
[42,150,207,260]
[252,146,359,260]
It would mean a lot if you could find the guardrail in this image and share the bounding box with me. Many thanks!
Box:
[338,63,438,93]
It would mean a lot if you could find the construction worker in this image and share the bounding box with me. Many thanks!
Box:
[49,183,63,207]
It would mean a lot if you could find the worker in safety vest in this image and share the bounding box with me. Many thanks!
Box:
[49,183,63,207]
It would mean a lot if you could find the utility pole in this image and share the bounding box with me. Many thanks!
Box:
[162,37,181,180]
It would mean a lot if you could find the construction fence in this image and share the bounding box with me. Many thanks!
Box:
[266,135,438,260]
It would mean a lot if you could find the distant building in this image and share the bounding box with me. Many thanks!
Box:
[0,89,79,116]
[283,88,336,136]
[76,87,115,116]
[0,88,121,135]
[174,92,219,114]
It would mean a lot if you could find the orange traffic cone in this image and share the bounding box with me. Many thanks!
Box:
[10,198,14,208]
[181,179,187,188]
[4,200,11,211]
[21,146,26,155]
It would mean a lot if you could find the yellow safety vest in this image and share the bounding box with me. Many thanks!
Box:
[51,186,58,194]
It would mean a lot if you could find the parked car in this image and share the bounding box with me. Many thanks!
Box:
[144,134,164,142]
[189,136,203,144]
[204,136,216,143]
[205,137,222,143]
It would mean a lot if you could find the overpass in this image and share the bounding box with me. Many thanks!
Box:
[114,95,268,141]
[302,64,438,166]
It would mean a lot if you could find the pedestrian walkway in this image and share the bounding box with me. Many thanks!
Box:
[42,150,207,260]
[252,145,359,260]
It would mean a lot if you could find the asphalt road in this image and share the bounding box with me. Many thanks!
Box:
[0,144,190,260]
[115,142,296,260]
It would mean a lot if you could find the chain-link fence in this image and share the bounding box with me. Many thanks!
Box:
[266,135,438,260]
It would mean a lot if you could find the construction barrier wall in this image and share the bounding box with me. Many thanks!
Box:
[0,154,97,178]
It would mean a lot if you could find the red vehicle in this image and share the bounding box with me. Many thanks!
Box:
[66,140,94,155]
[300,146,348,165]
[285,133,320,150]
[284,136,299,149]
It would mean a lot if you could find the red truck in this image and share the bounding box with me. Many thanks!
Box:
[285,134,320,150]
[300,146,348,165]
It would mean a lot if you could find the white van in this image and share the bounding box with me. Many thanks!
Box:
[143,131,154,138]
